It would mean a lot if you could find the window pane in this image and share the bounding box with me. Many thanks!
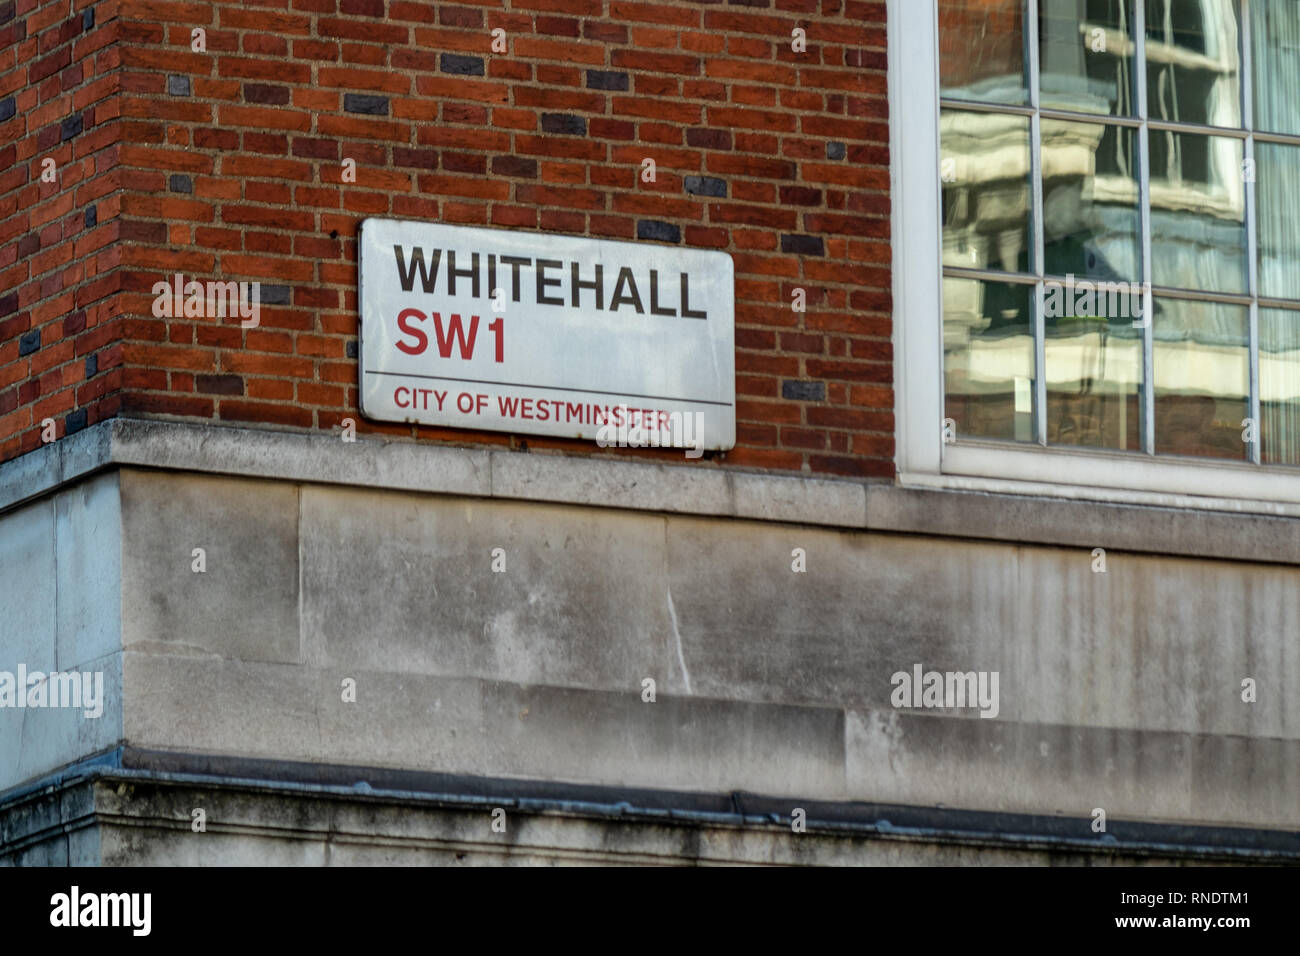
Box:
[944,277,1037,442]
[1256,141,1300,300]
[1251,0,1300,135]
[1042,119,1140,281]
[1045,279,1144,450]
[1145,0,1242,129]
[1260,308,1300,465]
[1149,131,1247,293]
[939,0,1029,106]
[941,109,1033,273]
[1153,297,1249,460]
[1040,0,1136,116]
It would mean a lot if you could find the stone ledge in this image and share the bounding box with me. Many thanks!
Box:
[3,751,1296,865]
[1,418,1298,563]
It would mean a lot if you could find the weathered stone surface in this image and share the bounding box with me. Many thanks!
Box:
[119,471,300,665]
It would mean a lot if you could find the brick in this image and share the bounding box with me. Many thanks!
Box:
[441,53,484,76]
[611,50,700,75]
[540,113,586,136]
[684,175,726,197]
[782,380,825,402]
[586,70,629,91]
[196,373,244,396]
[636,220,681,243]
[491,156,536,178]
[344,92,389,115]
[781,234,824,255]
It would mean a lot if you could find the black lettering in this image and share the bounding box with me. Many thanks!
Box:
[680,271,707,319]
[536,258,564,305]
[393,245,441,293]
[571,262,604,310]
[500,255,530,301]
[446,250,480,297]
[649,270,676,317]
[609,268,644,314]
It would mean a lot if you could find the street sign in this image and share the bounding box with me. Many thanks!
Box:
[358,218,735,452]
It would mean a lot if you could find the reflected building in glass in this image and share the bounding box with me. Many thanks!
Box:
[939,0,1300,466]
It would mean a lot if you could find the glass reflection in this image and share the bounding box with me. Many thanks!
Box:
[1149,131,1247,293]
[1260,308,1300,465]
[944,277,1036,442]
[939,0,1029,106]
[1145,0,1242,129]
[1042,119,1140,280]
[1251,0,1300,135]
[1045,281,1143,450]
[941,110,1033,273]
[1256,142,1300,301]
[1153,297,1249,459]
[1040,0,1135,116]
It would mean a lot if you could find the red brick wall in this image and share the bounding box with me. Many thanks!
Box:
[0,0,124,461]
[2,0,893,478]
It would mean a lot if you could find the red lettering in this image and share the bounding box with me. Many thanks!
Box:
[432,312,479,359]
[489,316,503,363]
[396,309,427,355]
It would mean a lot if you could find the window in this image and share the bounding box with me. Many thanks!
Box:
[891,0,1300,506]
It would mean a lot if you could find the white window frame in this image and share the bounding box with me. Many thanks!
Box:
[888,0,1300,514]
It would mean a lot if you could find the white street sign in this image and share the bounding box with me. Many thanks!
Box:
[358,219,735,451]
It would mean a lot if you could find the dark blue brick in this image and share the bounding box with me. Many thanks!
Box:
[782,380,826,402]
[19,329,40,356]
[61,114,83,140]
[781,234,825,256]
[541,113,586,135]
[167,75,191,96]
[83,8,94,30]
[684,175,727,198]
[65,409,87,435]
[169,174,192,193]
[440,53,484,76]
[346,340,359,359]
[827,141,846,160]
[344,93,389,115]
[586,70,628,91]
[260,284,291,305]
[85,354,98,378]
[0,98,15,124]
[636,220,681,243]
[84,206,96,228]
